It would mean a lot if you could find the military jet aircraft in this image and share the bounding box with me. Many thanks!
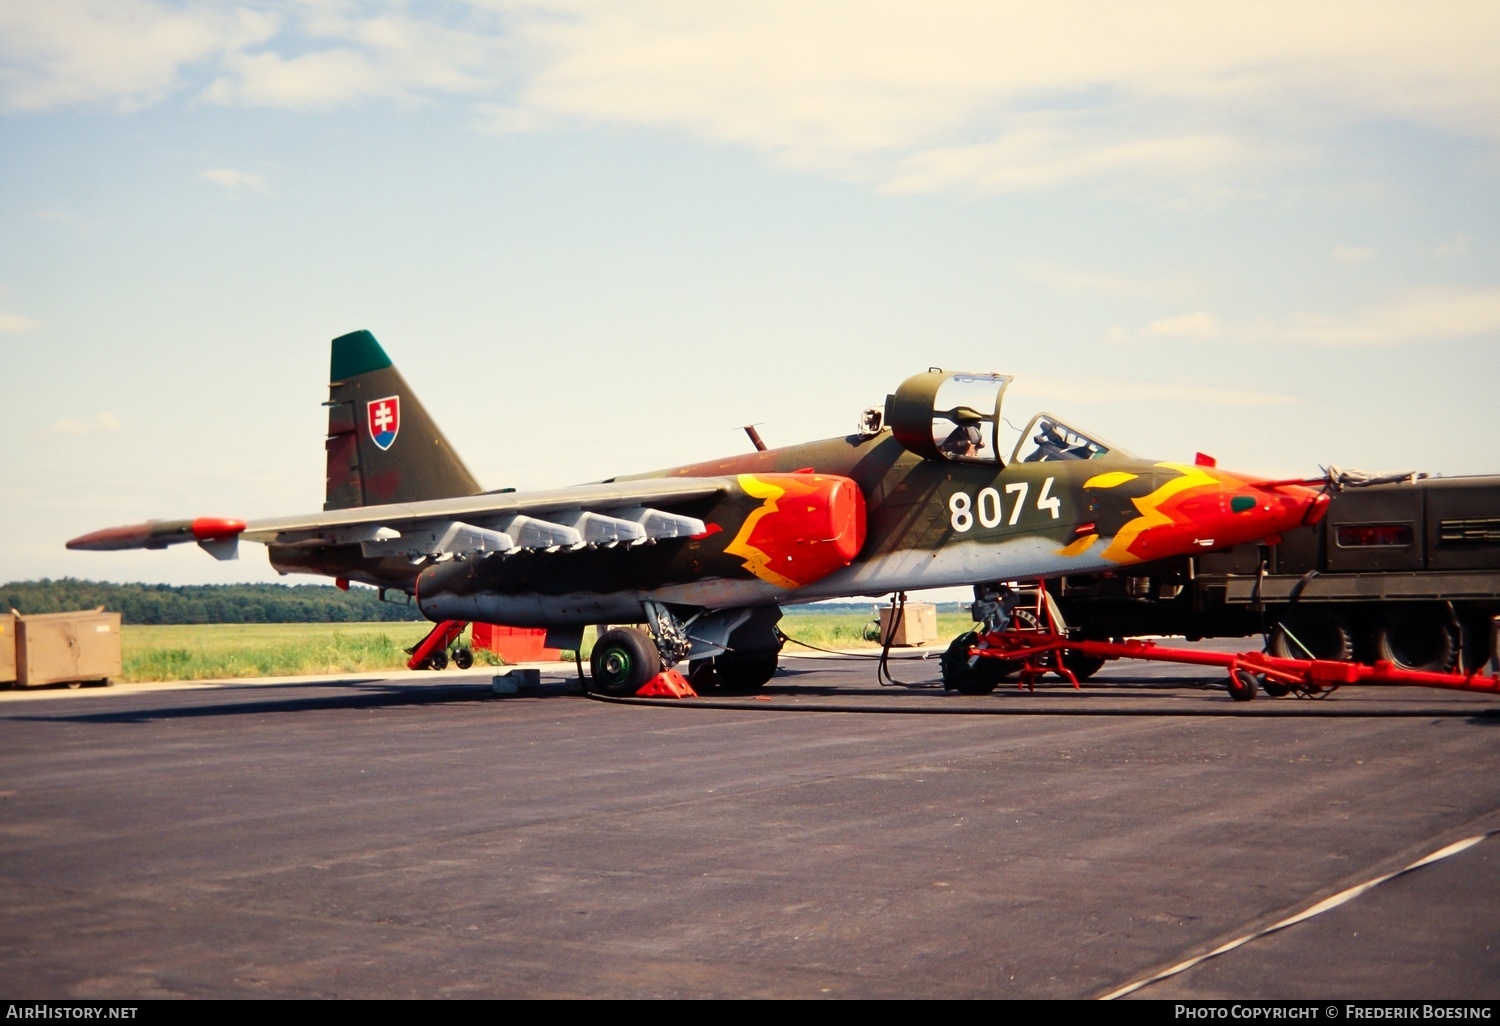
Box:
[69,330,1329,695]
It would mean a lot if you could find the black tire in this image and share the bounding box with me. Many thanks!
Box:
[941,631,1009,695]
[589,627,661,696]
[1261,680,1292,697]
[452,646,474,670]
[712,650,779,693]
[426,648,449,671]
[1227,668,1259,702]
[1375,605,1457,673]
[687,658,717,689]
[1269,612,1354,662]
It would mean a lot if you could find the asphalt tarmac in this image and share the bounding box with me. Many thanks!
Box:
[2,644,1498,1000]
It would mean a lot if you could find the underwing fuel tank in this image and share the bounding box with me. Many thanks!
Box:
[415,472,867,625]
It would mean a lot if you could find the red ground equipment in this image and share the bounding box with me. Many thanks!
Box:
[967,586,1500,701]
[405,620,469,671]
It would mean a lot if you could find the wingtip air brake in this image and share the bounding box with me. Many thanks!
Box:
[66,517,247,560]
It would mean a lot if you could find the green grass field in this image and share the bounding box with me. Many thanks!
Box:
[120,622,441,682]
[118,613,981,682]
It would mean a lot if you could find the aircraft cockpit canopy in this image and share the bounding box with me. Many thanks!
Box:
[1011,413,1128,464]
[885,370,1012,465]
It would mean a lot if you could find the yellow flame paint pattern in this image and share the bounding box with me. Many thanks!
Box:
[724,474,801,589]
[1098,462,1219,565]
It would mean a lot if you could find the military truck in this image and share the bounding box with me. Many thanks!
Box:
[1052,474,1500,673]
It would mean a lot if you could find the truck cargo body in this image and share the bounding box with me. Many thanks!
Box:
[1053,475,1500,672]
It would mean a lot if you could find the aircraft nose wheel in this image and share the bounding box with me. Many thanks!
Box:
[452,646,474,670]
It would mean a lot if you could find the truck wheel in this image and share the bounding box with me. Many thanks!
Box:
[589,627,661,696]
[1375,606,1457,673]
[1269,612,1353,662]
[941,632,1009,695]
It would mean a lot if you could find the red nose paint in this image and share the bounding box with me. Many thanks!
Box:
[1120,470,1328,562]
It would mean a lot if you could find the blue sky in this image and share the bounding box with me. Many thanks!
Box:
[2,1,1497,587]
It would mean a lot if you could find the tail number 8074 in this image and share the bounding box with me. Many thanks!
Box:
[949,477,1060,533]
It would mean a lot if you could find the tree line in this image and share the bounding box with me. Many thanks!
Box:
[1,579,423,625]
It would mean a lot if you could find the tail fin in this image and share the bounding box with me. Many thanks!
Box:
[323,330,482,510]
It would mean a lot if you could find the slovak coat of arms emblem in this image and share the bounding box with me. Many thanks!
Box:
[367,396,400,451]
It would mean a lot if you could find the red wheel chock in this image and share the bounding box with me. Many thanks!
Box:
[635,668,698,698]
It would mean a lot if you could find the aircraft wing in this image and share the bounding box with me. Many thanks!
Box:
[68,477,725,561]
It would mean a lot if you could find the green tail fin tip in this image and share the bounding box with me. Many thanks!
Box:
[330,329,393,381]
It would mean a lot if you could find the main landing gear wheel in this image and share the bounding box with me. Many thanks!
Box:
[1227,668,1259,702]
[941,631,1008,695]
[687,652,779,693]
[712,650,779,693]
[1060,650,1106,682]
[589,627,662,697]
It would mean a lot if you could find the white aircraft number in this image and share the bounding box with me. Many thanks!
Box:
[948,477,1060,533]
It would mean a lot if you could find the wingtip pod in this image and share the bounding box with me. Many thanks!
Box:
[66,517,246,552]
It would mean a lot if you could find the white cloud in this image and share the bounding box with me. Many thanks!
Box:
[199,8,509,109]
[1434,234,1471,258]
[1265,286,1500,345]
[4,2,1500,196]
[1012,260,1192,298]
[1140,311,1220,339]
[201,167,268,192]
[1121,286,1500,346]
[496,1,1500,192]
[1334,245,1376,262]
[879,129,1248,195]
[0,309,40,333]
[1013,374,1297,408]
[47,412,121,436]
[31,208,100,230]
[0,0,276,111]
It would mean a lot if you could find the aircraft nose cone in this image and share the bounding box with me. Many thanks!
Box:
[1097,463,1328,565]
[1207,473,1327,548]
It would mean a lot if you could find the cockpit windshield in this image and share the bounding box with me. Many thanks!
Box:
[1011,414,1128,464]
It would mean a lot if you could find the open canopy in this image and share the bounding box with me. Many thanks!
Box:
[884,370,1132,467]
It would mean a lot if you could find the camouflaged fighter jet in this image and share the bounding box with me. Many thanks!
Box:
[69,330,1330,695]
